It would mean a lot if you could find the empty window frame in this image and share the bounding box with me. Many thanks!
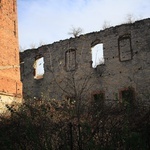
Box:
[65,49,76,71]
[93,92,105,106]
[33,56,44,79]
[119,88,135,105]
[118,34,132,61]
[91,43,104,68]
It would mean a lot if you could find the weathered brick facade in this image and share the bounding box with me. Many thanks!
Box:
[0,0,22,114]
[20,18,150,104]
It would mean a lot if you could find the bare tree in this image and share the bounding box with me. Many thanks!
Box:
[102,21,111,30]
[38,40,45,47]
[68,27,83,38]
[125,13,135,24]
[1,69,150,150]
[30,42,37,49]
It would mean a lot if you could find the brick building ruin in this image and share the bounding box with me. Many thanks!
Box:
[0,0,22,114]
[20,18,150,105]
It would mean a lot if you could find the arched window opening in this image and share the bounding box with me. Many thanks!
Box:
[91,43,104,68]
[118,34,132,61]
[65,49,76,71]
[33,57,44,79]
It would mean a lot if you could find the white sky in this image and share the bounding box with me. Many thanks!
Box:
[18,0,150,50]
[92,44,104,68]
[34,57,44,76]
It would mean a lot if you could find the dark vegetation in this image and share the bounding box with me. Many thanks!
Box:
[0,96,149,150]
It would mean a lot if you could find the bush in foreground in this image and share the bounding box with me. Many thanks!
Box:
[0,98,149,150]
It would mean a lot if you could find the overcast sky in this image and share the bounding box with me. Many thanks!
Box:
[18,0,150,50]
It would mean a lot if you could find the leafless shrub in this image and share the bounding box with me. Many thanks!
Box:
[0,97,149,150]
[68,27,83,38]
[38,40,45,47]
[0,71,149,149]
[102,21,111,29]
[125,13,135,24]
[30,42,37,49]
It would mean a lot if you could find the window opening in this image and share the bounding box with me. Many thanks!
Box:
[93,92,105,106]
[118,35,132,61]
[91,43,104,68]
[33,57,44,79]
[120,88,134,106]
[65,49,76,71]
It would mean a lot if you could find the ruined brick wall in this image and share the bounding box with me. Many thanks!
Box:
[0,0,22,114]
[20,18,150,103]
